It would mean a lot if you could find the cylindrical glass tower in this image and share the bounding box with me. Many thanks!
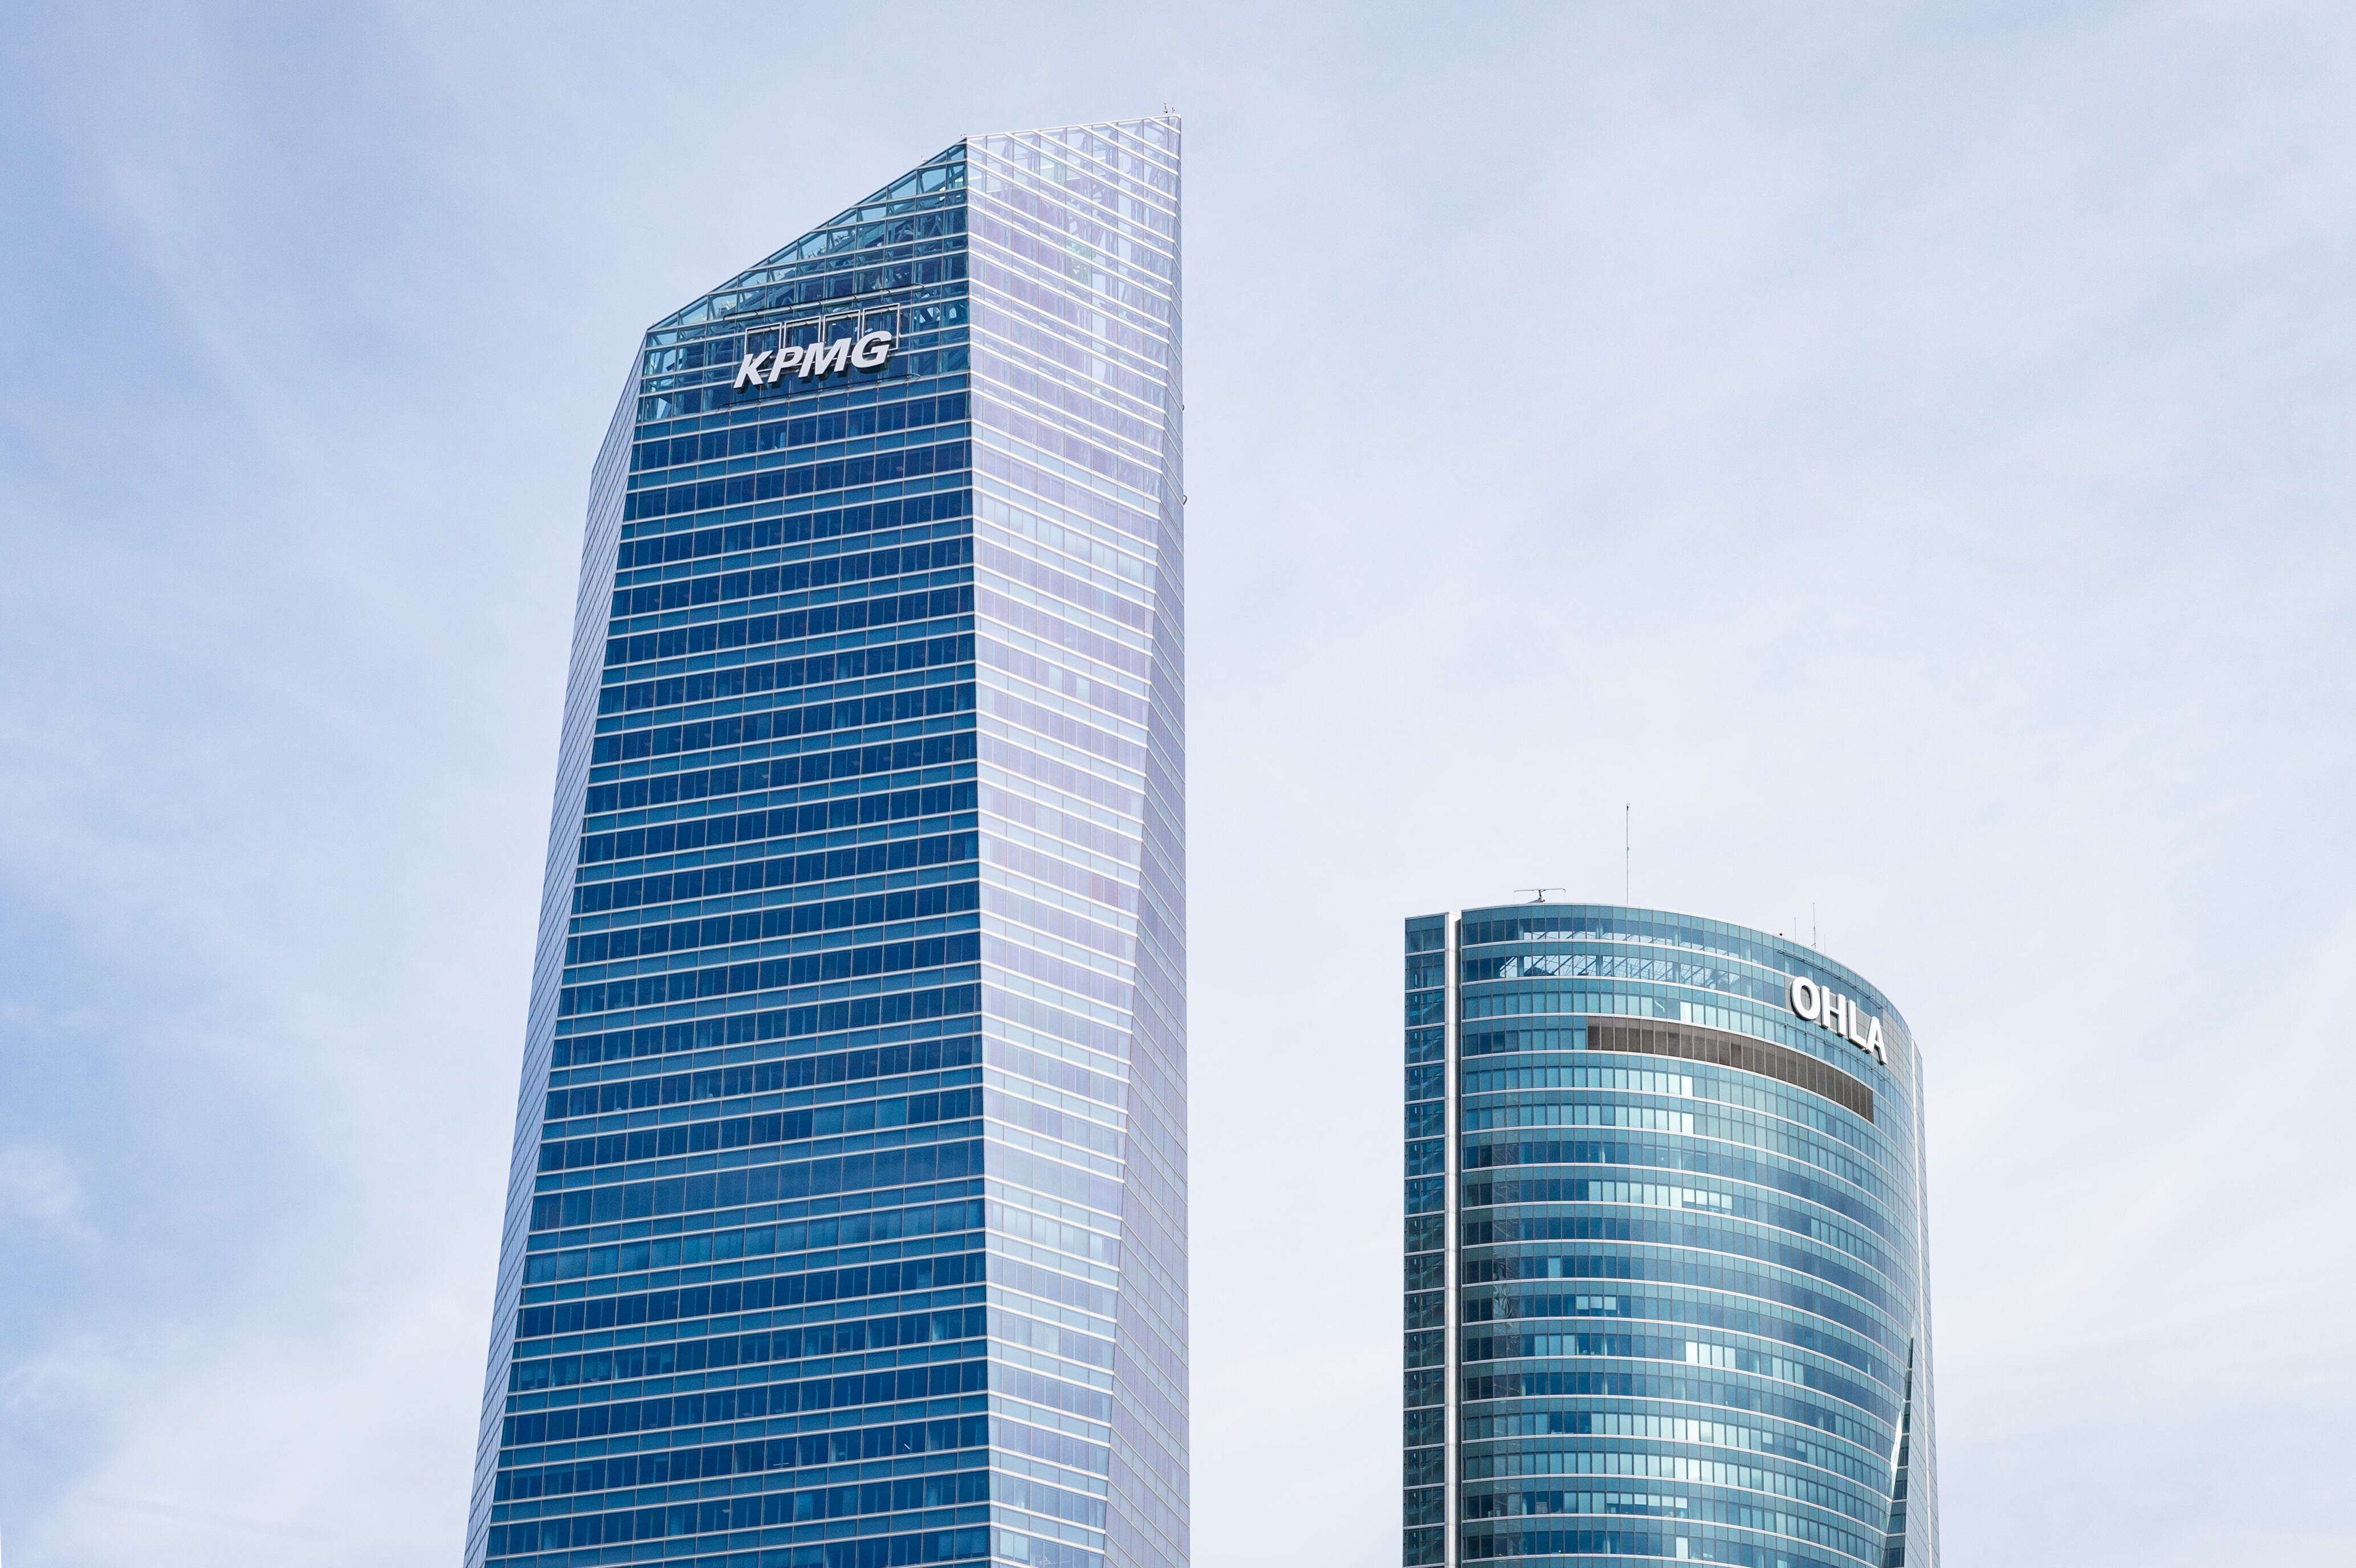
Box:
[1403,904,1938,1568]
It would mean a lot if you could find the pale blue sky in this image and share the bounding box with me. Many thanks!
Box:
[4,4,2353,1564]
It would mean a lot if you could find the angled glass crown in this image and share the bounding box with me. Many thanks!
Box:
[647,142,969,336]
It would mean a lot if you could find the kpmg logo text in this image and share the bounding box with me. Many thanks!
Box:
[1787,975,1888,1064]
[735,331,895,390]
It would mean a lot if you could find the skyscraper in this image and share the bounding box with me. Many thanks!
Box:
[469,119,1186,1568]
[1404,904,1938,1568]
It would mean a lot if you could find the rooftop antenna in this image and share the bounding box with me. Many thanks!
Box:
[1515,887,1565,904]
[1811,903,1818,948]
[1623,804,1631,905]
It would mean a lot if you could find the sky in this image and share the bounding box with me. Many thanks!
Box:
[2,2,2353,1563]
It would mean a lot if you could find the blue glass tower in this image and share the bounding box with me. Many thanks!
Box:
[1404,905,1938,1568]
[469,119,1186,1568]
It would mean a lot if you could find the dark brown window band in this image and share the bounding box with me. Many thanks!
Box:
[1585,1019,1873,1122]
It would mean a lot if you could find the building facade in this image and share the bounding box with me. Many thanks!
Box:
[468,119,1187,1568]
[1404,905,1938,1568]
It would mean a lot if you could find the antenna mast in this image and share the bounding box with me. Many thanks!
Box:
[1623,805,1631,905]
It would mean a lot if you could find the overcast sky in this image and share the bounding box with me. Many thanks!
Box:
[4,3,2353,1564]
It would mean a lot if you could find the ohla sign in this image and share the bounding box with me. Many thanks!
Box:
[1787,975,1888,1064]
[734,330,895,390]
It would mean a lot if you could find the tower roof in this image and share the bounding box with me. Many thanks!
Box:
[646,115,1180,337]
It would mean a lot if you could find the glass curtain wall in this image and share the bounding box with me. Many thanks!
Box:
[1403,905,1939,1568]
[467,118,1185,1568]
[963,122,1189,1568]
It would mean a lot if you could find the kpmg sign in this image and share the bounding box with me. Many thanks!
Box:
[1788,975,1888,1064]
[734,330,895,390]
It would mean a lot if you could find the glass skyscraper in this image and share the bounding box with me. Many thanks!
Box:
[1404,904,1938,1568]
[468,119,1186,1568]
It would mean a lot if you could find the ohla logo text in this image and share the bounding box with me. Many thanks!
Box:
[1787,975,1888,1064]
[734,330,895,390]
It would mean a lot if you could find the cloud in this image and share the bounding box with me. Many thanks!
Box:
[84,1496,323,1544]
[0,1148,85,1234]
[17,1287,478,1567]
[1,1337,123,1414]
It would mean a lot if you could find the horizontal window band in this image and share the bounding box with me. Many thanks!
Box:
[1586,1019,1871,1124]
